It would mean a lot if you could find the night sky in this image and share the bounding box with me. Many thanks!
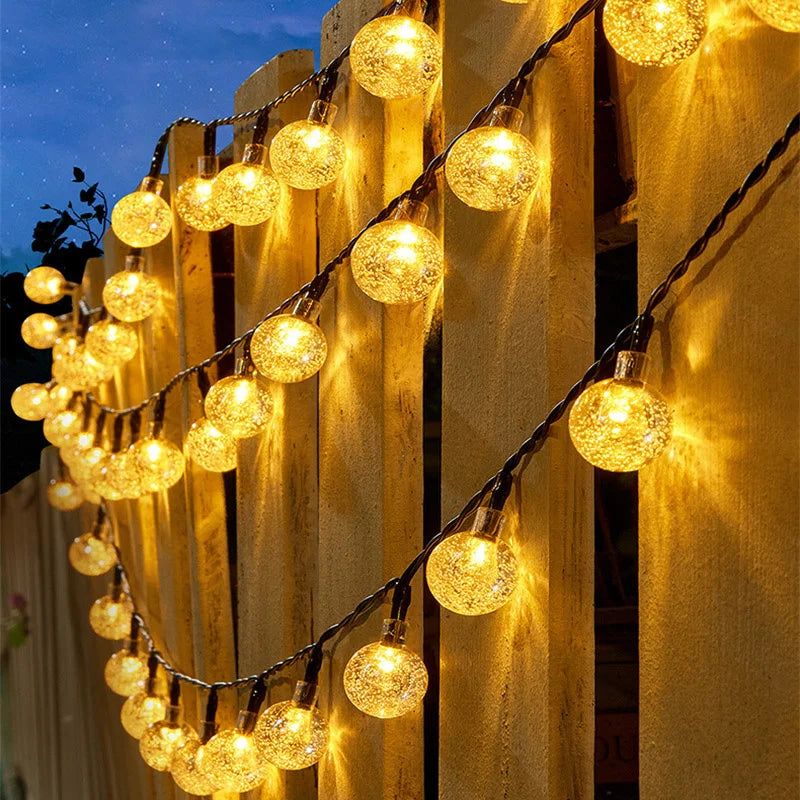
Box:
[1,0,333,273]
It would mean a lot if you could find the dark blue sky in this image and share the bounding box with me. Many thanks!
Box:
[1,0,332,273]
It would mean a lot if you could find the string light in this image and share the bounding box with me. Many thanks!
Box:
[132,433,186,492]
[184,417,238,472]
[202,710,271,792]
[350,0,442,100]
[68,445,108,485]
[48,383,73,412]
[351,198,443,304]
[568,350,672,472]
[212,144,281,226]
[122,691,168,740]
[107,449,147,499]
[43,405,83,447]
[139,702,198,772]
[253,680,329,770]
[89,580,134,640]
[603,0,707,67]
[86,318,139,366]
[445,104,540,211]
[251,297,327,383]
[52,338,113,391]
[104,634,148,696]
[69,513,115,576]
[204,361,274,439]
[23,266,69,304]
[89,454,125,501]
[175,155,229,231]
[102,255,159,322]
[343,618,428,718]
[21,313,60,349]
[746,0,800,31]
[269,100,346,190]
[111,177,172,248]
[46,477,85,511]
[10,382,51,421]
[170,738,218,795]
[426,505,518,615]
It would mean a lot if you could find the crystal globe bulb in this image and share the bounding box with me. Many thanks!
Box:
[21,313,60,349]
[52,340,113,391]
[61,433,94,466]
[48,383,73,412]
[43,407,83,447]
[426,508,518,615]
[106,449,147,499]
[603,0,707,66]
[89,591,134,640]
[89,454,124,501]
[102,256,159,322]
[105,642,148,696]
[204,367,274,439]
[270,100,346,190]
[175,156,229,231]
[170,738,218,795]
[11,382,51,420]
[46,478,85,510]
[86,318,138,366]
[69,531,116,576]
[746,0,800,30]
[251,297,327,383]
[343,618,428,718]
[445,105,540,211]
[121,691,168,739]
[212,144,281,226]
[351,198,443,304]
[350,1,442,100]
[132,436,185,492]
[202,711,271,792]
[139,707,197,772]
[568,350,672,472]
[253,681,329,770]
[68,445,108,484]
[23,266,68,304]
[184,417,238,472]
[111,177,172,248]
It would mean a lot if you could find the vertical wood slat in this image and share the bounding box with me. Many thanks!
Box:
[439,1,595,798]
[315,0,429,798]
[636,6,800,798]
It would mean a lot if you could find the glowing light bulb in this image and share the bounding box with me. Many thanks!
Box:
[46,477,85,510]
[89,590,134,640]
[52,338,113,391]
[269,100,346,190]
[175,155,229,231]
[86,318,138,366]
[251,297,327,383]
[204,366,273,439]
[48,383,73,412]
[89,454,124,501]
[351,198,443,304]
[184,417,238,472]
[121,691,168,739]
[69,530,116,576]
[350,1,442,99]
[111,177,172,248]
[170,738,218,795]
[139,706,197,772]
[102,256,159,322]
[11,382,51,421]
[253,681,329,770]
[43,406,83,447]
[343,618,428,718]
[202,711,271,792]
[445,105,540,211]
[746,0,800,30]
[212,144,281,226]
[105,642,148,696]
[132,436,185,492]
[107,449,147,498]
[21,313,60,349]
[426,507,518,615]
[568,350,672,471]
[603,0,707,66]
[23,266,68,304]
[68,445,108,484]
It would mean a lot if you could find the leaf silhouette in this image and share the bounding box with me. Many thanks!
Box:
[72,166,85,182]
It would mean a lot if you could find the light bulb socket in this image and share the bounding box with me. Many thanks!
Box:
[241,143,268,166]
[392,0,427,19]
[137,176,164,197]
[196,155,219,179]
[123,636,139,656]
[471,507,506,540]
[124,254,145,273]
[236,709,258,735]
[488,105,524,134]
[292,680,319,709]
[234,357,251,377]
[308,99,337,127]
[199,718,217,744]
[613,350,651,383]
[164,703,181,725]
[393,198,429,227]
[380,618,409,647]
[290,296,322,324]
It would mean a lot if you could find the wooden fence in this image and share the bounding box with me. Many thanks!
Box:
[1,0,798,798]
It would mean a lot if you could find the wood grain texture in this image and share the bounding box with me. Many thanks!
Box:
[636,5,800,797]
[439,1,595,798]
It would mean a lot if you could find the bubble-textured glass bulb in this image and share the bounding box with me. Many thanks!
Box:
[89,454,124,501]
[175,156,229,232]
[105,643,148,696]
[350,1,442,99]
[603,0,707,66]
[102,256,159,322]
[52,340,113,391]
[107,449,146,499]
[251,297,328,383]
[204,366,274,439]
[46,478,85,510]
[344,618,428,718]
[43,407,83,447]
[253,681,329,770]
[11,382,51,420]
[184,417,238,472]
[69,445,108,484]
[426,507,518,615]
[86,318,138,366]
[121,691,168,739]
[112,177,172,248]
[139,706,197,772]
[23,266,68,304]
[351,198,443,304]
[132,436,185,492]
[202,711,270,792]
[212,144,281,226]
[170,738,218,795]
[445,105,540,211]
[48,383,73,413]
[746,0,800,30]
[89,591,134,640]
[21,313,60,349]
[270,100,346,190]
[69,531,116,576]
[569,350,672,472]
